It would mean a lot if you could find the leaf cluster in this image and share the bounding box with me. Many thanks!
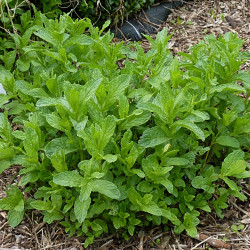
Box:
[0,0,158,39]
[78,0,155,26]
[0,12,250,247]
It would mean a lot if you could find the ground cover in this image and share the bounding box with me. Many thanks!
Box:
[0,0,249,249]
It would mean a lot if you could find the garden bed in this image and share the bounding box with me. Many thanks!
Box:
[0,0,249,249]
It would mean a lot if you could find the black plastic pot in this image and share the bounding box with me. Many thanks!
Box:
[111,0,184,40]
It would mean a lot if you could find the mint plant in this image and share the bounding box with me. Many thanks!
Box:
[0,12,249,247]
[0,185,25,227]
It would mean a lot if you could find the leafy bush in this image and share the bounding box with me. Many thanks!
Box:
[0,0,29,37]
[31,0,157,26]
[0,12,250,248]
[78,0,155,26]
[0,0,157,38]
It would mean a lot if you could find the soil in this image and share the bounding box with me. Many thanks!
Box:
[0,0,249,249]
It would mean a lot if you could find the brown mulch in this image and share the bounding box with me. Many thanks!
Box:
[1,0,250,249]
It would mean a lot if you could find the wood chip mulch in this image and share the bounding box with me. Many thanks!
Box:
[1,0,249,249]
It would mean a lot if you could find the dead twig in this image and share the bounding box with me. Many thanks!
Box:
[230,201,250,216]
[195,233,232,249]
[138,230,144,250]
[99,239,114,249]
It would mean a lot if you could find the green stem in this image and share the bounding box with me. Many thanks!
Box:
[78,137,84,161]
[99,160,103,172]
[244,94,249,107]
[202,127,223,167]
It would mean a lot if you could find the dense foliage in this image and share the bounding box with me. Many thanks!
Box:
[0,0,157,36]
[0,11,250,248]
[78,0,156,26]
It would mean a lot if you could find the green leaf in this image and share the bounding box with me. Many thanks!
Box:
[0,70,16,95]
[159,179,173,194]
[14,199,24,212]
[186,226,198,238]
[92,180,120,199]
[51,194,62,209]
[137,181,153,193]
[0,148,16,161]
[233,171,250,179]
[46,112,71,132]
[36,97,67,108]
[113,217,125,229]
[191,176,203,189]
[64,34,93,46]
[222,177,238,191]
[45,78,59,96]
[78,74,102,108]
[137,102,167,123]
[142,202,162,216]
[16,80,49,98]
[172,120,205,141]
[12,130,26,140]
[121,129,133,155]
[103,74,130,110]
[71,116,88,132]
[84,236,94,248]
[79,181,93,201]
[223,110,237,127]
[51,152,68,173]
[128,217,141,235]
[91,220,103,231]
[139,126,169,148]
[174,179,186,188]
[0,160,12,175]
[120,110,151,130]
[45,137,78,158]
[205,107,220,119]
[234,116,250,135]
[161,209,181,226]
[191,110,210,121]
[43,211,64,224]
[163,157,189,166]
[142,155,173,180]
[183,212,200,237]
[31,200,53,210]
[16,55,30,72]
[0,94,10,106]
[128,187,142,206]
[34,28,62,47]
[74,197,91,223]
[232,71,250,90]
[19,172,39,186]
[216,136,240,148]
[222,177,246,201]
[0,197,14,210]
[8,209,24,227]
[221,150,246,177]
[79,116,116,156]
[174,223,185,235]
[128,187,162,215]
[132,169,145,178]
[53,171,84,187]
[210,83,246,94]
[0,186,24,210]
[3,50,16,70]
[170,57,182,89]
[0,112,13,144]
[102,154,117,163]
[118,94,129,119]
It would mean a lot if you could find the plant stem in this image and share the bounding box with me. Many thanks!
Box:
[203,127,223,167]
